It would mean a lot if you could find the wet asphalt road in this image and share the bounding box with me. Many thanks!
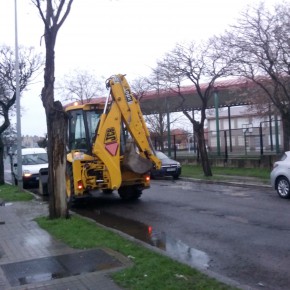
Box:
[71,179,290,290]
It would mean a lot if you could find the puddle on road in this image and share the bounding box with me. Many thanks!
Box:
[73,208,209,269]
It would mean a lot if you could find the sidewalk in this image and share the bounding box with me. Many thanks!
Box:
[0,199,128,290]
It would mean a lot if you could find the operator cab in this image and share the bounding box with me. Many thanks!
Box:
[67,106,102,154]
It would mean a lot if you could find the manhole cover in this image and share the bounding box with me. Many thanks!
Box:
[1,248,123,287]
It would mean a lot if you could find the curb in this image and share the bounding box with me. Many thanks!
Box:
[180,176,271,189]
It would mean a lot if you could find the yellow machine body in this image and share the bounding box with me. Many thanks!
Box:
[65,74,161,201]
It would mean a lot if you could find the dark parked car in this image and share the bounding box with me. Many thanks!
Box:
[270,151,290,198]
[151,151,181,179]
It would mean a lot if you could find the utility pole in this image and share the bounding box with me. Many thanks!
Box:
[14,0,23,189]
[166,96,171,157]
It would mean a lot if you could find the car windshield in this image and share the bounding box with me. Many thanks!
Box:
[156,151,169,160]
[22,153,48,165]
[280,153,288,161]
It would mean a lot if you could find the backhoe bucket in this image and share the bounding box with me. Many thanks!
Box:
[122,141,152,174]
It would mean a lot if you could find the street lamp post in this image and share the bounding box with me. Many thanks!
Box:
[214,90,221,156]
[166,96,171,157]
[14,0,23,189]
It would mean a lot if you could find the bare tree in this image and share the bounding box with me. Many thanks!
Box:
[145,71,169,152]
[32,0,74,218]
[0,45,43,185]
[219,2,290,151]
[131,74,183,152]
[37,134,48,148]
[130,76,152,101]
[143,112,185,151]
[131,74,168,150]
[2,125,17,153]
[57,69,105,104]
[157,41,230,176]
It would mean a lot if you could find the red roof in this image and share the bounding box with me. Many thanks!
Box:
[142,77,255,100]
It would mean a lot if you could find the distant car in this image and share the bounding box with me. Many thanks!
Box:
[12,147,48,186]
[151,151,181,179]
[270,151,290,198]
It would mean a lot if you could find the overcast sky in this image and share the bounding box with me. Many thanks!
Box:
[0,0,284,136]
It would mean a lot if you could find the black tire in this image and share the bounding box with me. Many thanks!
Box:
[173,174,180,180]
[66,164,75,205]
[276,176,290,199]
[118,186,142,201]
[13,174,18,186]
[102,189,113,194]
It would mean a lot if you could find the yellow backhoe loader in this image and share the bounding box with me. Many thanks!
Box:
[65,74,161,202]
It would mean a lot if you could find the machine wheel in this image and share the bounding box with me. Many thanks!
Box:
[102,189,114,194]
[276,176,290,199]
[118,186,142,201]
[66,164,75,204]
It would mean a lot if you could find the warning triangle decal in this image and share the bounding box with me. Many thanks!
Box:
[105,142,119,156]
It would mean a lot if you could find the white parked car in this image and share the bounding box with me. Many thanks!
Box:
[13,148,48,186]
[270,151,290,198]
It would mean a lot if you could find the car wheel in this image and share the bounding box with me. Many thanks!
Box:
[276,176,290,199]
[173,174,180,180]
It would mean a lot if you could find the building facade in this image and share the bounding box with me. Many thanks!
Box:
[206,106,282,155]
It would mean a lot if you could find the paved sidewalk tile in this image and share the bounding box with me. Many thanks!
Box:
[0,201,125,290]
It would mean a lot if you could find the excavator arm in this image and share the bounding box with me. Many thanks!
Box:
[106,74,161,169]
[92,102,122,190]
[92,74,161,190]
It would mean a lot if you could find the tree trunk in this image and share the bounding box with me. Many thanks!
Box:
[196,125,212,176]
[42,39,68,218]
[183,108,212,176]
[32,0,75,218]
[282,113,290,152]
[0,136,5,185]
[46,101,68,218]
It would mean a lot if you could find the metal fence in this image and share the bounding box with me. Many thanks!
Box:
[153,121,282,160]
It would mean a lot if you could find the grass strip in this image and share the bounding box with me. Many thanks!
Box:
[36,215,237,290]
[182,165,270,181]
[0,184,33,201]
